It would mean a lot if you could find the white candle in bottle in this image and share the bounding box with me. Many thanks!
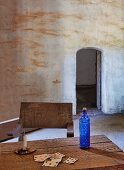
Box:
[23,135,27,150]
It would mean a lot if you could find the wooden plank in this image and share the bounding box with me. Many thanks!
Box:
[82,164,124,170]
[91,142,122,152]
[0,135,105,150]
[90,135,111,143]
[20,102,73,128]
[1,136,122,153]
[1,148,124,170]
[0,119,19,142]
[1,135,124,170]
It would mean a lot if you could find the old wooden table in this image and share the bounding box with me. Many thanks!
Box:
[0,135,124,170]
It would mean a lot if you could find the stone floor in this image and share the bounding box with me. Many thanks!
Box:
[4,109,124,152]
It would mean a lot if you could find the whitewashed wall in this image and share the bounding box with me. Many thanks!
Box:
[0,0,124,120]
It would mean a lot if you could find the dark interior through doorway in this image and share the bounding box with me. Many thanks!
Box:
[76,48,101,113]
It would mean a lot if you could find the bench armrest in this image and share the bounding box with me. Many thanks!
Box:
[7,123,23,138]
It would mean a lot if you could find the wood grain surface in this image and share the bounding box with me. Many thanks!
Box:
[1,135,124,170]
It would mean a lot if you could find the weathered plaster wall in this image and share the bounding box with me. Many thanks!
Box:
[0,0,124,120]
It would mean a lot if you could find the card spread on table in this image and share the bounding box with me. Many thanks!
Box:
[34,152,78,167]
[63,157,78,164]
[34,154,51,162]
[42,158,62,167]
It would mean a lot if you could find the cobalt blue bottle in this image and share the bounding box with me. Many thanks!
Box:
[79,107,90,149]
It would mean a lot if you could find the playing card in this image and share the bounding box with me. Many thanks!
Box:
[34,154,51,162]
[63,157,78,164]
[42,158,62,167]
[51,152,65,159]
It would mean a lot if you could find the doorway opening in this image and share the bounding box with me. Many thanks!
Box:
[76,48,101,113]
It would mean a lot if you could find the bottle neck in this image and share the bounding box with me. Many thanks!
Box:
[82,110,87,116]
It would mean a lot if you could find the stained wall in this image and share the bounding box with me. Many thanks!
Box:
[0,0,124,121]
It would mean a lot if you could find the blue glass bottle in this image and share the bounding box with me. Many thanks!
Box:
[79,107,90,149]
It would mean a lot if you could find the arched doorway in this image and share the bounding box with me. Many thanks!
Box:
[76,48,101,113]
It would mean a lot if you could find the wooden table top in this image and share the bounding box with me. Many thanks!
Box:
[0,135,124,170]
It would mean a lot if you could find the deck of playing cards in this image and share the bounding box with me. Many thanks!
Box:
[34,152,78,167]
